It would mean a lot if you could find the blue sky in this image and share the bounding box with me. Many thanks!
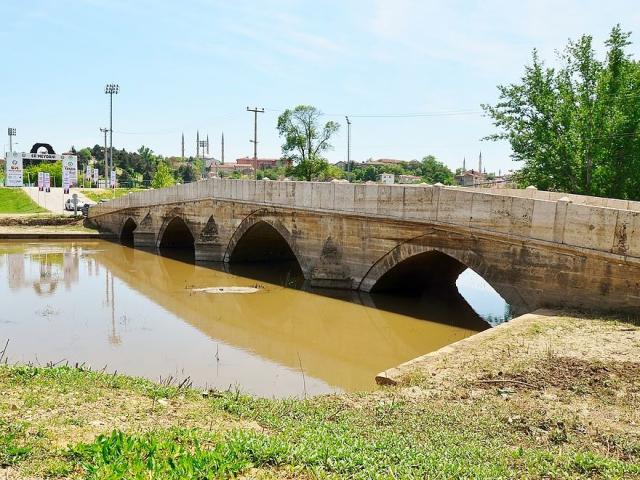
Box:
[1,0,639,173]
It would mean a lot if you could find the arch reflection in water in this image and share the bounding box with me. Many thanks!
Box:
[1,240,500,397]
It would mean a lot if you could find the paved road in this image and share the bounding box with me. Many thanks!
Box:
[22,187,95,214]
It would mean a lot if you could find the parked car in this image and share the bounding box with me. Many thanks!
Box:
[65,198,86,211]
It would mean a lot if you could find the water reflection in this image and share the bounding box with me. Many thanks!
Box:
[1,240,508,397]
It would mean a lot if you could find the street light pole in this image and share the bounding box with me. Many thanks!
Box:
[345,116,351,173]
[246,106,264,179]
[105,84,119,186]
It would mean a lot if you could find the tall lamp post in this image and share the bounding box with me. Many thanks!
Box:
[7,128,16,153]
[104,84,119,185]
[345,116,351,173]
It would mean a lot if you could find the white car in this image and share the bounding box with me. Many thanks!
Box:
[65,198,86,211]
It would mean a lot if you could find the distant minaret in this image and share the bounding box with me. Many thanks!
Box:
[479,151,483,174]
[181,132,185,161]
[196,130,200,158]
[221,132,225,164]
[463,157,466,172]
[206,134,210,156]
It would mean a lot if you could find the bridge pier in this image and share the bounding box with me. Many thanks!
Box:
[194,242,227,263]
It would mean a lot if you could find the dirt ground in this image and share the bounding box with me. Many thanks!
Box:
[382,310,640,457]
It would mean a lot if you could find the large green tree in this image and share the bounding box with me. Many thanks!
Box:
[483,25,640,199]
[151,161,175,189]
[277,105,339,181]
[418,155,454,184]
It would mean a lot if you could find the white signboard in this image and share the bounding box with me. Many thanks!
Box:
[110,171,116,188]
[5,152,24,187]
[93,168,99,184]
[43,172,51,192]
[38,172,44,191]
[62,170,70,194]
[85,165,91,181]
[61,155,78,187]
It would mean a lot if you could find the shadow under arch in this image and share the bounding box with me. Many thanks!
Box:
[359,241,526,314]
[120,218,137,245]
[157,217,195,261]
[225,213,304,285]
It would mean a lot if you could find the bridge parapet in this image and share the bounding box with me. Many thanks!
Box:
[89,179,640,259]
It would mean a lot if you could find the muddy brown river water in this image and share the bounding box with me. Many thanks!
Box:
[1,240,510,397]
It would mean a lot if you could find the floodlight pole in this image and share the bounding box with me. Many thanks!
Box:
[105,84,119,186]
[7,128,16,154]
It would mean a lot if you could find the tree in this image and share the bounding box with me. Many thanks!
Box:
[418,155,454,184]
[482,25,640,200]
[151,161,175,189]
[277,105,339,181]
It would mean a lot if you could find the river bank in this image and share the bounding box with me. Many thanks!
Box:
[1,310,638,479]
[0,215,99,238]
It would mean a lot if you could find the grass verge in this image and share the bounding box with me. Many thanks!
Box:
[1,313,639,479]
[0,188,46,214]
[81,188,142,203]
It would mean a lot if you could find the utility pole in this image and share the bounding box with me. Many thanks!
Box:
[104,84,119,184]
[181,132,185,161]
[196,130,200,158]
[7,128,16,153]
[345,116,351,173]
[100,128,109,186]
[221,132,225,164]
[206,134,209,156]
[246,106,264,179]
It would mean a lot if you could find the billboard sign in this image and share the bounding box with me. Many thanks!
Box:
[43,172,51,192]
[38,172,44,191]
[5,152,24,187]
[85,165,91,181]
[110,171,116,188]
[61,155,78,187]
[93,168,99,184]
[62,169,70,194]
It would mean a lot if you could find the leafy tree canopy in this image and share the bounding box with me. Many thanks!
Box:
[277,105,339,181]
[483,25,640,200]
[151,161,175,189]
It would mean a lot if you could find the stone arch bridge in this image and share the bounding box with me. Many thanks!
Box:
[88,179,640,315]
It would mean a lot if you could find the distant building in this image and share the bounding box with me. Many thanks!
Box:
[379,173,395,185]
[366,158,406,166]
[455,169,486,187]
[397,174,422,184]
[236,157,292,169]
[209,162,254,176]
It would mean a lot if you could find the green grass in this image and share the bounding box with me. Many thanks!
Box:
[1,364,638,479]
[0,188,46,213]
[81,188,143,203]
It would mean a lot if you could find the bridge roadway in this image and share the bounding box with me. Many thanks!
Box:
[88,179,640,314]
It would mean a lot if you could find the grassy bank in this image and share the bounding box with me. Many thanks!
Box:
[0,188,46,214]
[1,312,639,479]
[81,188,142,203]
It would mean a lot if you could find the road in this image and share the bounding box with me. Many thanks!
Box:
[22,187,95,214]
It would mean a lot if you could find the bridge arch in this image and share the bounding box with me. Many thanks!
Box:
[359,239,527,312]
[120,217,137,245]
[157,216,195,256]
[225,211,307,273]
